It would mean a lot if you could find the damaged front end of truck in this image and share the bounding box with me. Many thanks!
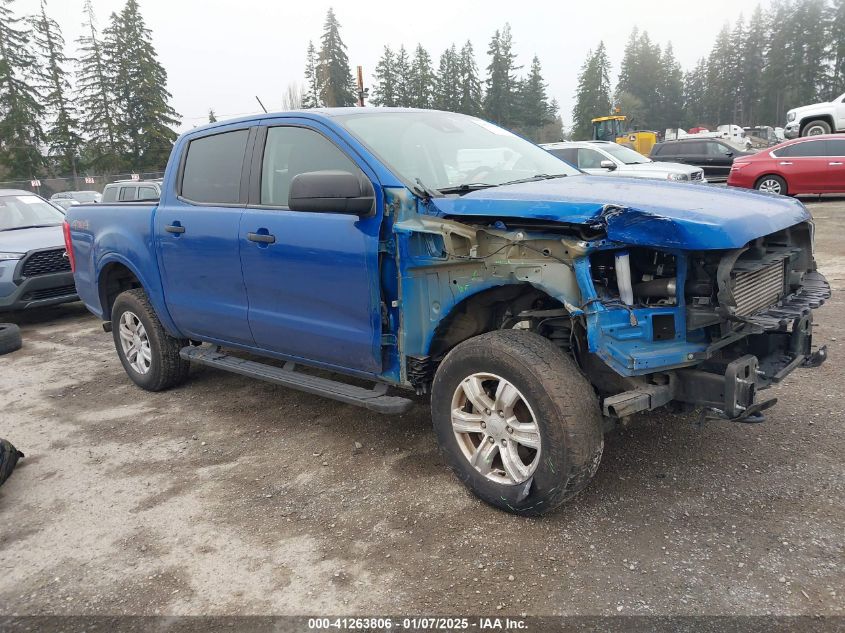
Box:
[386,179,830,424]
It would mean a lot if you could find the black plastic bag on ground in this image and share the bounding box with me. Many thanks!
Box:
[0,438,24,487]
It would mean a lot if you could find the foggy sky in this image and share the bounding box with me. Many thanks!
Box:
[20,0,768,132]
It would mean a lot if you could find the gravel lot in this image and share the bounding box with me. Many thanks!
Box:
[1,196,843,617]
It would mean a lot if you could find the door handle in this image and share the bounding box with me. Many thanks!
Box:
[830,162,843,166]
[247,232,276,244]
[165,224,185,234]
[779,161,793,166]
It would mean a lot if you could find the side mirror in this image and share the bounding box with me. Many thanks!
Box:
[600,159,617,171]
[288,170,375,217]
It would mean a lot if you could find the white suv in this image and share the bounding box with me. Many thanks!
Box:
[784,91,845,138]
[542,141,706,183]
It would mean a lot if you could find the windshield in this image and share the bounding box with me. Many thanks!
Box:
[599,143,651,165]
[334,111,580,192]
[0,194,65,231]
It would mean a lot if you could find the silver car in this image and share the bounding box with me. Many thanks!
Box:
[542,140,706,183]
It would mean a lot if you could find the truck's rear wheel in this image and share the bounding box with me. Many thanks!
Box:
[431,329,603,516]
[111,288,190,391]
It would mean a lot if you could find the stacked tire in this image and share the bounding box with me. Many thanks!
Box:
[0,323,21,355]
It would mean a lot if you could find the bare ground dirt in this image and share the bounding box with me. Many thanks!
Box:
[0,197,843,617]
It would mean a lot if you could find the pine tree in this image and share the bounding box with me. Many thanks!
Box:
[105,0,179,171]
[704,25,736,124]
[76,0,119,172]
[394,45,411,107]
[32,0,82,178]
[483,24,520,126]
[657,43,684,130]
[833,0,845,93]
[371,45,397,107]
[741,5,767,125]
[457,40,482,116]
[302,41,319,108]
[615,29,663,129]
[433,44,461,112]
[0,0,44,179]
[682,58,708,128]
[516,55,553,140]
[571,42,612,140]
[208,108,217,123]
[316,8,355,107]
[408,44,435,109]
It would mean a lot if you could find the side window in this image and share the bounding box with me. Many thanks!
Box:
[653,144,671,156]
[577,148,606,169]
[777,141,826,157]
[705,142,729,156]
[548,148,577,166]
[827,139,845,156]
[138,186,158,200]
[261,126,360,207]
[685,141,706,155]
[119,186,136,201]
[181,129,250,204]
[102,186,117,203]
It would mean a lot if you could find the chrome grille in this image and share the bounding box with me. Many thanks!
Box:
[690,171,703,181]
[21,248,71,277]
[731,259,786,316]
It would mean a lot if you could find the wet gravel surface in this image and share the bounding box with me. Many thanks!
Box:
[0,196,843,617]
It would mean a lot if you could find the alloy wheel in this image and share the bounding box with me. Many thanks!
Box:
[758,178,783,194]
[450,373,541,484]
[118,310,152,375]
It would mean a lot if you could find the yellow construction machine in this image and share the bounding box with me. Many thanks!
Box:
[591,115,657,155]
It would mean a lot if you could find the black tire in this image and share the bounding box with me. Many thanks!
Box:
[801,119,831,136]
[111,288,190,391]
[755,174,788,196]
[431,329,604,516]
[0,323,22,355]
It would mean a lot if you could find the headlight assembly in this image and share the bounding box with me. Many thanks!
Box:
[0,252,24,261]
[667,173,690,181]
[787,112,796,122]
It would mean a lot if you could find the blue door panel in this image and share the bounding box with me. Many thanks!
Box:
[239,210,382,372]
[155,207,254,345]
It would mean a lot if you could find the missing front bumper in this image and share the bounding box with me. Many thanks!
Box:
[602,318,828,420]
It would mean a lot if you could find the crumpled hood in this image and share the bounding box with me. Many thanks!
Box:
[0,225,64,254]
[429,175,810,250]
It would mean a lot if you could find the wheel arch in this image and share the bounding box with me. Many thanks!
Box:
[426,283,563,360]
[799,114,834,135]
[96,254,181,337]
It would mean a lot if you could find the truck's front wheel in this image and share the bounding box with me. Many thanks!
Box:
[431,330,603,516]
[111,289,190,392]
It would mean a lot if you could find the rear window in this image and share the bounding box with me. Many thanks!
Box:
[138,185,158,200]
[181,129,249,204]
[119,186,136,201]
[826,139,845,156]
[775,140,826,157]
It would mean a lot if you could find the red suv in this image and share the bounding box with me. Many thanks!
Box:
[728,134,845,195]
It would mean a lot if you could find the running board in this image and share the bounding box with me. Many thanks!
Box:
[180,345,414,415]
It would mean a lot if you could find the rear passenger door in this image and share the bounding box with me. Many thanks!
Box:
[238,119,383,374]
[774,140,829,193]
[155,123,257,346]
[825,138,845,192]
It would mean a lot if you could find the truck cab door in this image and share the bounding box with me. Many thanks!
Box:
[154,124,256,346]
[239,120,383,375]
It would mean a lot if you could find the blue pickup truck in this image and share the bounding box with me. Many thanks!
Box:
[65,108,830,515]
